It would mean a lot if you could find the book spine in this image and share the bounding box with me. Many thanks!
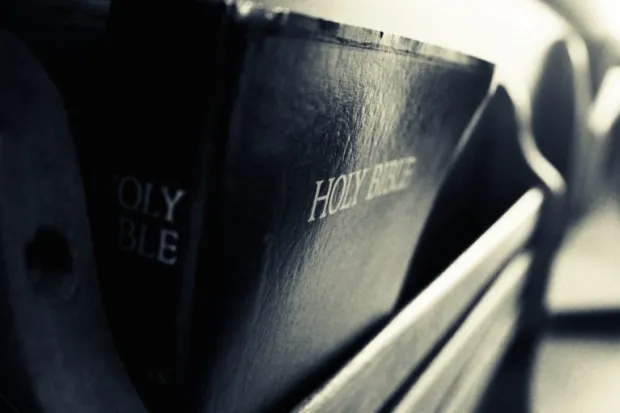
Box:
[177,5,295,407]
[91,1,232,410]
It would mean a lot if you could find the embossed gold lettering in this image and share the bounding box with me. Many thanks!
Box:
[115,175,186,266]
[137,222,156,259]
[308,178,334,222]
[366,163,384,200]
[397,156,417,190]
[328,175,347,214]
[142,182,160,218]
[381,160,400,195]
[158,229,179,265]
[118,176,142,211]
[307,156,416,223]
[119,217,137,251]
[350,168,370,207]
[162,186,186,223]
[340,172,356,210]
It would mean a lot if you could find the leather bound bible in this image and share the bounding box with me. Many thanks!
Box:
[93,1,494,411]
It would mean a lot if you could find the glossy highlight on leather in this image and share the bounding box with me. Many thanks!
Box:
[186,6,495,413]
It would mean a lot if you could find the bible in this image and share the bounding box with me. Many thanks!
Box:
[92,1,494,411]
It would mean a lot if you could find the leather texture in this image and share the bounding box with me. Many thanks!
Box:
[293,187,542,413]
[185,6,494,413]
[96,2,493,412]
[291,84,552,413]
[93,2,233,410]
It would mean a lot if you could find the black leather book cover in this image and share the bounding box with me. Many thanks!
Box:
[93,1,231,410]
[183,4,494,413]
[94,1,493,412]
